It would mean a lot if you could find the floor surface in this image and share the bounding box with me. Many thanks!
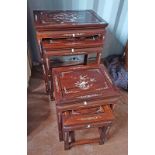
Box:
[27,66,128,155]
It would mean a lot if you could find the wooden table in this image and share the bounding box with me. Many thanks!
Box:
[52,64,120,141]
[33,10,108,93]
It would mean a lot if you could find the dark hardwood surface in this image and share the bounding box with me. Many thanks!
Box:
[52,64,120,106]
[52,64,120,142]
[33,10,108,94]
[33,10,108,31]
[43,47,103,56]
[63,105,114,128]
[37,28,105,40]
[62,104,114,149]
[32,11,118,148]
[42,36,104,50]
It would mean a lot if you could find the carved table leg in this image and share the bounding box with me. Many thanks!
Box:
[84,54,88,65]
[42,61,49,93]
[49,69,54,101]
[57,113,63,141]
[38,39,50,93]
[96,52,102,65]
[45,57,51,94]
[98,126,108,145]
[64,131,70,150]
[70,131,75,143]
[110,104,116,111]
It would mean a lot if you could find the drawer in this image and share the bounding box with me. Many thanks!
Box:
[42,35,105,50]
[56,98,119,113]
[37,28,106,40]
[44,47,103,57]
[62,105,114,130]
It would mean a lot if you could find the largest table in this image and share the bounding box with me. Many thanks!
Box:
[33,10,108,93]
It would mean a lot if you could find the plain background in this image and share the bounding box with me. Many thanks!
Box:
[0,0,155,155]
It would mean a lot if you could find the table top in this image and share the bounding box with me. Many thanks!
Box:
[33,10,108,31]
[53,64,120,105]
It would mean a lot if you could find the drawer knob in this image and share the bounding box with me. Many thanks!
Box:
[84,101,87,105]
[87,124,91,128]
[71,48,74,53]
[72,33,75,37]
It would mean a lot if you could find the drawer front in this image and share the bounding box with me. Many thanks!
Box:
[57,98,119,113]
[42,35,105,50]
[43,40,104,50]
[44,47,103,57]
[37,28,106,39]
[63,105,114,131]
[63,121,112,131]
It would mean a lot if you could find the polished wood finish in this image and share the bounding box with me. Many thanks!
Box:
[33,10,108,93]
[37,29,105,40]
[52,64,120,141]
[43,47,103,56]
[63,105,114,129]
[33,11,119,150]
[53,64,120,105]
[62,105,114,150]
[42,35,104,50]
[42,46,103,95]
[33,10,108,31]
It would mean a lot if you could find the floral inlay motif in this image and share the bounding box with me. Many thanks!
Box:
[75,75,96,90]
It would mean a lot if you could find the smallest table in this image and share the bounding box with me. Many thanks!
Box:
[52,64,120,141]
[62,104,115,150]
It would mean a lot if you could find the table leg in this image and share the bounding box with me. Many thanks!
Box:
[64,131,70,150]
[98,126,108,144]
[96,53,102,64]
[42,61,49,93]
[57,113,63,141]
[38,39,50,93]
[110,104,115,111]
[49,69,54,101]
[84,54,88,65]
[70,131,75,142]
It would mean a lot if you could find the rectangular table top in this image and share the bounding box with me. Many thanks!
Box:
[33,10,108,31]
[52,64,120,106]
